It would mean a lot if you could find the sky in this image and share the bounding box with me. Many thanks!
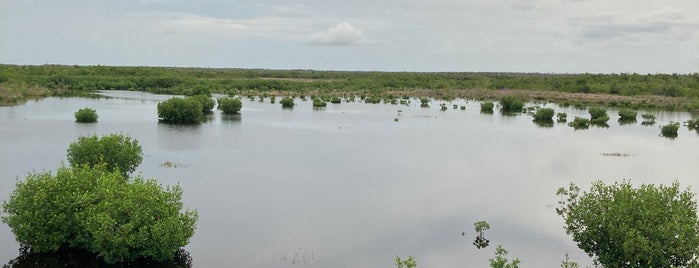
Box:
[0,0,698,73]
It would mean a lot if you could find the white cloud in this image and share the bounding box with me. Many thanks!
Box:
[308,22,368,46]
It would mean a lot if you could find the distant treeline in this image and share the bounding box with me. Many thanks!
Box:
[1,64,698,98]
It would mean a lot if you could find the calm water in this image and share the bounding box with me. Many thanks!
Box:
[1,91,699,267]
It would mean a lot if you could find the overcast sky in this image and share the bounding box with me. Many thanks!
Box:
[1,0,698,73]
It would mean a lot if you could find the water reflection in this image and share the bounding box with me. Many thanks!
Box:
[3,247,192,268]
[157,123,202,151]
[221,114,242,123]
[618,118,637,126]
[533,119,554,128]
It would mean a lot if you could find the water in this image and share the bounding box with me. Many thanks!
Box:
[1,91,698,267]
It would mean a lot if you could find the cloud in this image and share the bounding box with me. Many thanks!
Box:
[308,22,367,46]
[570,6,699,42]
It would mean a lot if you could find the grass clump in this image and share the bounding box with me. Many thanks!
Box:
[217,97,242,114]
[568,117,590,130]
[499,96,524,113]
[189,95,215,114]
[74,107,98,123]
[686,118,699,131]
[533,108,555,122]
[312,98,327,108]
[588,107,610,125]
[481,101,494,112]
[642,113,656,124]
[330,97,341,104]
[157,97,203,124]
[280,97,295,108]
[660,122,680,138]
[557,112,567,123]
[618,108,637,120]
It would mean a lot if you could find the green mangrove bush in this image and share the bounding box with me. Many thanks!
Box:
[532,108,555,122]
[481,101,494,112]
[67,133,143,177]
[642,113,656,123]
[557,112,567,123]
[217,97,242,114]
[280,97,295,108]
[660,122,680,138]
[74,107,98,123]
[157,97,204,124]
[189,95,215,114]
[498,96,524,113]
[312,98,327,108]
[588,107,609,124]
[568,117,590,130]
[330,97,341,104]
[617,108,637,121]
[1,165,198,264]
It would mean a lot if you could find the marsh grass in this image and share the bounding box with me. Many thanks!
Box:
[660,122,680,138]
[568,117,590,130]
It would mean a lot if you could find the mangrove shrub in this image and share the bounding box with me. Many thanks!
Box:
[1,165,198,264]
[74,108,98,123]
[312,98,326,108]
[157,97,203,124]
[532,108,555,122]
[280,97,295,108]
[66,133,143,177]
[618,108,637,121]
[568,117,590,130]
[481,101,494,112]
[661,122,680,138]
[189,95,215,114]
[499,96,524,113]
[217,97,242,114]
[588,107,609,124]
[556,112,567,123]
[556,181,699,267]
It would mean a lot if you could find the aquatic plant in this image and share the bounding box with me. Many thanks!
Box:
[189,95,215,114]
[330,97,341,103]
[686,119,699,131]
[460,106,466,110]
[556,112,567,123]
[481,101,495,112]
[641,113,656,124]
[74,107,98,123]
[499,96,524,113]
[617,108,637,121]
[270,96,276,104]
[440,103,448,111]
[312,98,327,108]
[217,97,243,114]
[568,117,590,130]
[532,108,555,122]
[395,256,416,268]
[157,97,203,124]
[660,122,680,138]
[280,97,295,108]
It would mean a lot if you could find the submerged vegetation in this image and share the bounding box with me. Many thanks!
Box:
[588,107,610,125]
[280,97,295,108]
[532,107,555,122]
[568,117,590,130]
[157,97,205,124]
[660,122,680,138]
[217,97,243,114]
[498,96,524,113]
[481,101,495,112]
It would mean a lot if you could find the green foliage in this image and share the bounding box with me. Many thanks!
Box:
[617,108,637,121]
[312,98,327,108]
[588,107,609,124]
[481,101,495,111]
[74,107,98,123]
[66,133,143,177]
[560,253,580,268]
[395,255,417,268]
[217,97,242,114]
[189,95,215,114]
[687,118,699,131]
[556,181,699,267]
[473,220,491,249]
[557,112,567,123]
[660,121,680,138]
[499,96,524,113]
[532,108,555,122]
[420,98,430,105]
[157,97,203,124]
[280,97,295,108]
[270,96,276,103]
[330,97,341,103]
[641,113,656,123]
[568,117,590,130]
[440,103,448,111]
[1,165,198,264]
[489,245,521,268]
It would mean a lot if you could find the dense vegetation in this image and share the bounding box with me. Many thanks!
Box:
[556,181,699,267]
[2,135,197,264]
[532,108,555,122]
[67,133,142,177]
[74,107,98,123]
[217,97,242,114]
[157,97,205,124]
[280,97,295,108]
[2,64,699,111]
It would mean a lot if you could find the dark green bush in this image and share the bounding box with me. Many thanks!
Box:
[499,96,524,112]
[74,108,98,123]
[420,98,430,105]
[1,165,198,264]
[312,98,327,107]
[642,113,656,123]
[661,122,680,138]
[588,107,609,124]
[330,97,341,104]
[189,95,215,114]
[533,108,555,121]
[686,119,699,131]
[270,96,276,104]
[280,97,295,108]
[481,101,494,111]
[557,112,568,123]
[568,117,590,130]
[157,98,203,124]
[66,133,143,177]
[618,109,637,121]
[217,97,242,114]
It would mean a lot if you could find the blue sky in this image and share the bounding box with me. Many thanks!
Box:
[1,0,698,73]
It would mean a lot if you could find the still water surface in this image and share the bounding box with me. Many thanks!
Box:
[1,91,698,267]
